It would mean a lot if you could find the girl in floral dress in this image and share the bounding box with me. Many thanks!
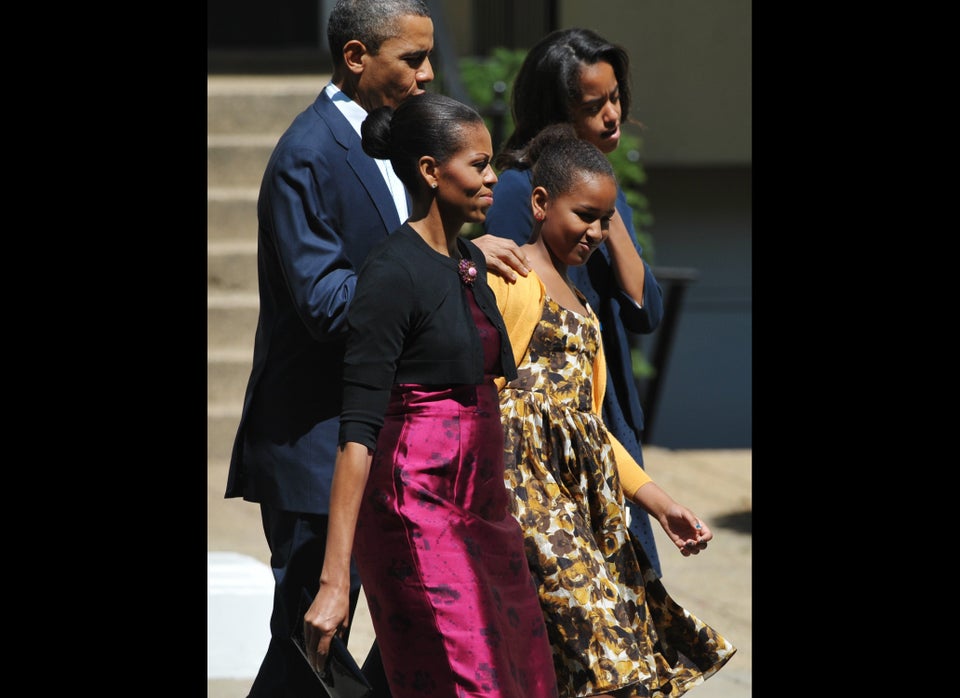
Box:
[487,124,736,698]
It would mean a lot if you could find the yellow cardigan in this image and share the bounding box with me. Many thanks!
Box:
[488,270,652,498]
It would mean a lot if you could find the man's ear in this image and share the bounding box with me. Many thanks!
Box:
[343,39,366,75]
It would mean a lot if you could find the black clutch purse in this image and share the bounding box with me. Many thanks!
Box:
[291,588,374,698]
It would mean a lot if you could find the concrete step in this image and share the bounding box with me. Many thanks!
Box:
[209,406,242,462]
[208,350,254,407]
[207,76,330,463]
[208,135,278,189]
[209,241,259,294]
[208,188,258,242]
[208,294,259,351]
[207,75,328,135]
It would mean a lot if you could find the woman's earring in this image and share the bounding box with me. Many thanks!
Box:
[534,210,543,220]
[431,183,438,189]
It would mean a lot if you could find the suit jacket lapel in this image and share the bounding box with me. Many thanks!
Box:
[314,92,403,233]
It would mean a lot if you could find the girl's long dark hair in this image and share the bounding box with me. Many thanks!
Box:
[495,27,631,171]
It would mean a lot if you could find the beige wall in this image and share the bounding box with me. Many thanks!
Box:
[438,0,751,166]
[435,0,472,56]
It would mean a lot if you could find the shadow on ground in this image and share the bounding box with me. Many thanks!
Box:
[710,510,751,534]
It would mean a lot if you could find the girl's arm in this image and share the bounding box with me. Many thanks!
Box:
[610,433,711,557]
[630,480,712,556]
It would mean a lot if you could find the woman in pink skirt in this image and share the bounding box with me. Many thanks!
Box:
[302,92,559,698]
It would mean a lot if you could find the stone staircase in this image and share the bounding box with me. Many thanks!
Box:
[207,75,331,462]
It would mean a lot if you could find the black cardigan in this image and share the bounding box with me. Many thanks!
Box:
[338,224,517,449]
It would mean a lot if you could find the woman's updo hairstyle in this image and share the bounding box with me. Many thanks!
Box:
[361,92,486,191]
[525,123,615,198]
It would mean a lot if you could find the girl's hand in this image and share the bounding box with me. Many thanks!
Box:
[656,505,712,557]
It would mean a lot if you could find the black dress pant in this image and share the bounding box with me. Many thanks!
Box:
[247,505,391,697]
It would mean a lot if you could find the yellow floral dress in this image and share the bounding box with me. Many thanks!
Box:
[499,292,736,698]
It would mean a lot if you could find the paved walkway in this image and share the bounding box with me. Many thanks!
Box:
[207,446,751,697]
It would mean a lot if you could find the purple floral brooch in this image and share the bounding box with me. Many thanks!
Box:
[458,259,478,287]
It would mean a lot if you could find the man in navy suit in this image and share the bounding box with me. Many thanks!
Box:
[225,2,530,695]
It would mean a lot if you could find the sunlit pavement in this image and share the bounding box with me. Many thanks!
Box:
[207,446,751,697]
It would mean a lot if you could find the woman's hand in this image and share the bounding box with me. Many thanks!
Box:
[472,234,530,282]
[302,581,351,672]
[303,442,372,670]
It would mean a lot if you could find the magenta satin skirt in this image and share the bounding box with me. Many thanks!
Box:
[353,383,558,698]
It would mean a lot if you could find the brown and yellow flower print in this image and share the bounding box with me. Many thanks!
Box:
[500,294,735,698]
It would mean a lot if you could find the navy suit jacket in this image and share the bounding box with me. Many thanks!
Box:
[225,89,405,514]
